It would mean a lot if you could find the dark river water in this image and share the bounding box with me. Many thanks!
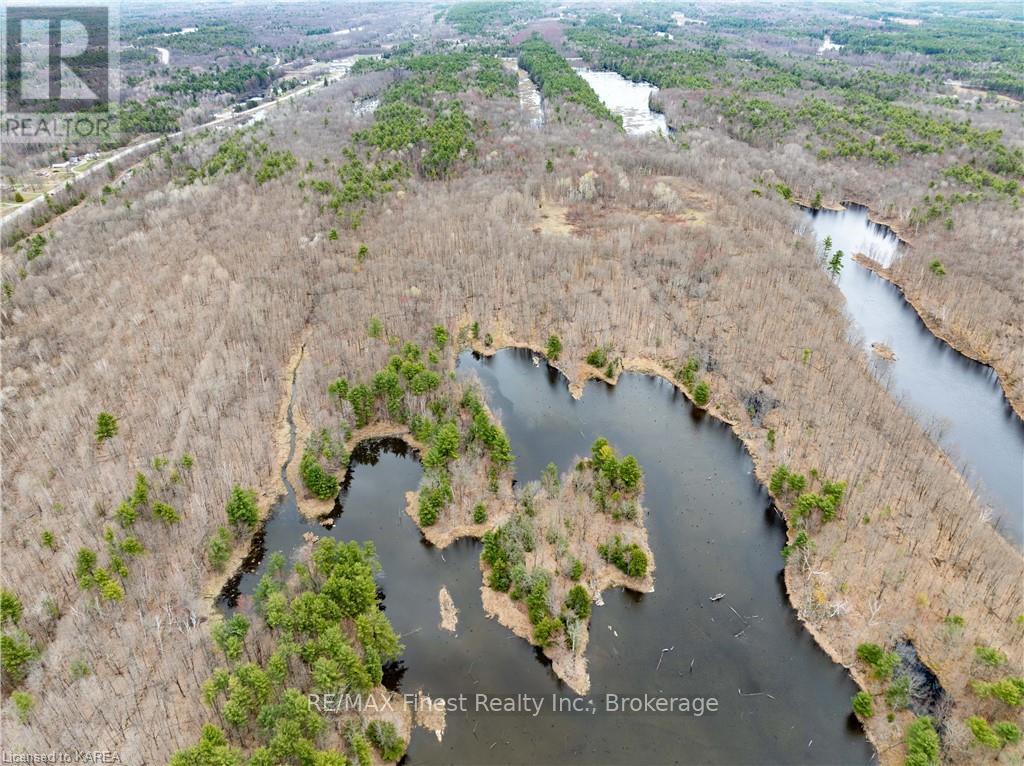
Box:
[804,206,1024,544]
[221,348,872,765]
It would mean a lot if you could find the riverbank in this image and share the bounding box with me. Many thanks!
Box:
[461,336,1022,763]
[200,336,307,608]
[854,253,1024,421]
[827,199,1021,420]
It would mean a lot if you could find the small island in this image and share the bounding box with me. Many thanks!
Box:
[479,438,654,694]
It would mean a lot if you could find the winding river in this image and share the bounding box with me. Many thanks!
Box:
[804,206,1024,544]
[222,349,872,764]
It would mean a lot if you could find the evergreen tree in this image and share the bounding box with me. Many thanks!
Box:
[95,412,118,442]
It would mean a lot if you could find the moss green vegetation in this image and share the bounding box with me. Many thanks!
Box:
[904,716,940,766]
[116,98,179,136]
[225,485,259,529]
[94,411,118,442]
[967,715,1021,749]
[856,642,900,681]
[970,676,1024,706]
[545,335,562,361]
[134,22,252,56]
[159,63,270,96]
[306,54,508,229]
[518,37,620,124]
[300,428,348,500]
[172,538,403,764]
[322,339,511,529]
[1,589,36,689]
[445,2,543,35]
[598,534,649,578]
[188,131,297,187]
[367,720,406,761]
[851,690,874,718]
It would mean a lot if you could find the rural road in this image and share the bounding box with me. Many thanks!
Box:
[2,55,361,233]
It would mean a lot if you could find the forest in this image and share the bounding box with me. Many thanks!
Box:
[0,2,1021,765]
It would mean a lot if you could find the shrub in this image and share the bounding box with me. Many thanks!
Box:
[943,614,965,630]
[905,717,940,766]
[975,645,1007,667]
[208,527,232,572]
[367,317,383,338]
[327,377,349,405]
[1,632,36,684]
[769,465,790,495]
[546,335,562,361]
[569,559,584,581]
[422,422,460,470]
[967,716,1001,748]
[780,530,808,559]
[692,381,710,407]
[598,535,648,578]
[585,346,608,367]
[617,455,642,490]
[367,720,405,761]
[856,643,900,681]
[473,503,487,524]
[69,659,91,680]
[116,501,136,528]
[300,450,340,500]
[971,676,1024,706]
[130,472,149,509]
[95,412,118,442]
[564,585,591,620]
[153,502,180,525]
[418,477,452,527]
[677,356,699,390]
[74,548,98,587]
[533,615,562,646]
[0,589,22,626]
[886,676,910,709]
[11,691,33,724]
[929,259,946,276]
[432,325,449,348]
[993,721,1021,746]
[851,691,874,718]
[225,485,259,528]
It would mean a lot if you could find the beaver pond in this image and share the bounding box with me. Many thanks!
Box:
[220,348,872,764]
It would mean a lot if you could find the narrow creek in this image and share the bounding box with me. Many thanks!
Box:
[220,349,872,765]
[502,58,543,127]
[804,206,1024,545]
